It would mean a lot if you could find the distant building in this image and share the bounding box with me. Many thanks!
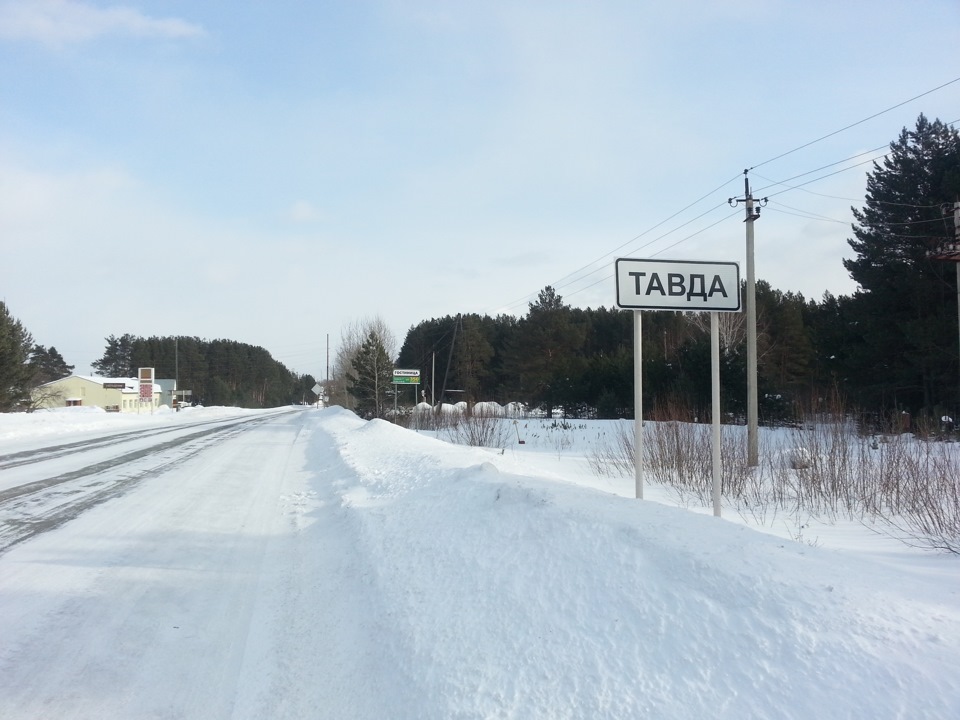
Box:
[33,375,165,413]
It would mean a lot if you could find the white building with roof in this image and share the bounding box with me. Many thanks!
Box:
[33,375,164,413]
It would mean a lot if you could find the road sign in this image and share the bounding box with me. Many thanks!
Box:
[392,376,420,385]
[393,369,420,377]
[138,367,154,401]
[312,383,322,395]
[615,257,740,513]
[615,258,741,312]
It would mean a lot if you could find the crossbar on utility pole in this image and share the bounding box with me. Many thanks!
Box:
[729,170,766,466]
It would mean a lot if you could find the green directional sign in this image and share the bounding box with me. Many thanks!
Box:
[392,369,421,385]
[392,376,420,384]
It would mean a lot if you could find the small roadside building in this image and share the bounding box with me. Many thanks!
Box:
[33,375,164,413]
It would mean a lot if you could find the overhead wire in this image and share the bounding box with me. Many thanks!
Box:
[763,204,848,224]
[752,116,960,219]
[493,80,960,316]
[562,207,743,301]
[497,199,739,313]
[494,172,744,314]
[748,76,960,171]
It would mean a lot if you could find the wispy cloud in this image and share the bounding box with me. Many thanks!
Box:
[0,0,204,45]
[286,200,325,224]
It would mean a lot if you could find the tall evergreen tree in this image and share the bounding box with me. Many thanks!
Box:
[28,345,74,385]
[92,333,136,377]
[348,331,394,418]
[502,286,587,415]
[450,314,495,403]
[843,114,960,413]
[0,301,34,412]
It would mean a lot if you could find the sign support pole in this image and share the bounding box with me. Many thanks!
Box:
[617,258,741,508]
[634,309,643,500]
[711,311,722,517]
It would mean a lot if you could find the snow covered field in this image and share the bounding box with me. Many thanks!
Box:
[1,405,958,718]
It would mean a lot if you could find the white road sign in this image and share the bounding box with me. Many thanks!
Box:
[615,258,741,312]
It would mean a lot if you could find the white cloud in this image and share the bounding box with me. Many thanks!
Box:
[286,200,324,224]
[0,0,204,44]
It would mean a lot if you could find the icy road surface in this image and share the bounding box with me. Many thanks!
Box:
[1,406,959,719]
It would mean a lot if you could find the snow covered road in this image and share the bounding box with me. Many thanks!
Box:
[0,410,295,552]
[0,407,316,717]
[1,406,959,719]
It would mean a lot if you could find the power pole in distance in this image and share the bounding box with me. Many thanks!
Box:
[729,170,767,466]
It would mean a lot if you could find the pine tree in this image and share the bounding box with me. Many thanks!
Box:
[502,286,587,415]
[348,332,394,418]
[842,115,960,413]
[92,334,136,377]
[28,345,74,385]
[452,315,494,403]
[0,301,34,412]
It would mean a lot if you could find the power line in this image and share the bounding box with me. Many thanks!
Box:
[749,76,960,170]
[752,146,888,194]
[493,174,743,314]
[762,153,887,199]
[491,86,960,318]
[753,117,960,205]
[562,208,742,301]
[765,204,848,224]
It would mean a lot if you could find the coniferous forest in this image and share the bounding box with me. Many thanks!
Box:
[90,334,317,408]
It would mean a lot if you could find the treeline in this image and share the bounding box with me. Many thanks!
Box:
[396,283,825,422]
[395,115,960,424]
[92,334,317,408]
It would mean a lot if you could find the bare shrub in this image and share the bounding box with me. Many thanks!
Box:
[544,419,578,458]
[645,420,712,504]
[444,408,512,449]
[870,438,960,552]
[587,420,634,477]
[586,392,960,553]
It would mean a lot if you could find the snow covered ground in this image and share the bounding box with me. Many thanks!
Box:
[0,405,958,718]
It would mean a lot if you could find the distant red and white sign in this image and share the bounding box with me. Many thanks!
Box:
[139,367,155,401]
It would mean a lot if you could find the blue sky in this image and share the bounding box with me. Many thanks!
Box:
[1,0,959,378]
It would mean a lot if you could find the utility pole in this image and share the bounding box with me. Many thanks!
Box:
[729,170,766,466]
[926,199,960,426]
[951,200,960,419]
[955,200,960,402]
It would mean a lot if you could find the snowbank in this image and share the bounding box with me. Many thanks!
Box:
[313,409,960,718]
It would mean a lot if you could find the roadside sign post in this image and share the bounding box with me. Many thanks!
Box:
[615,258,741,516]
[138,367,155,415]
[392,370,421,425]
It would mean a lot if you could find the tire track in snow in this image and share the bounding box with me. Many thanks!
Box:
[0,413,287,554]
[0,414,261,471]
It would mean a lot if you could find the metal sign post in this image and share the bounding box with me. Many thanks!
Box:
[633,310,643,499]
[615,258,741,515]
[711,312,722,516]
[392,370,421,424]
